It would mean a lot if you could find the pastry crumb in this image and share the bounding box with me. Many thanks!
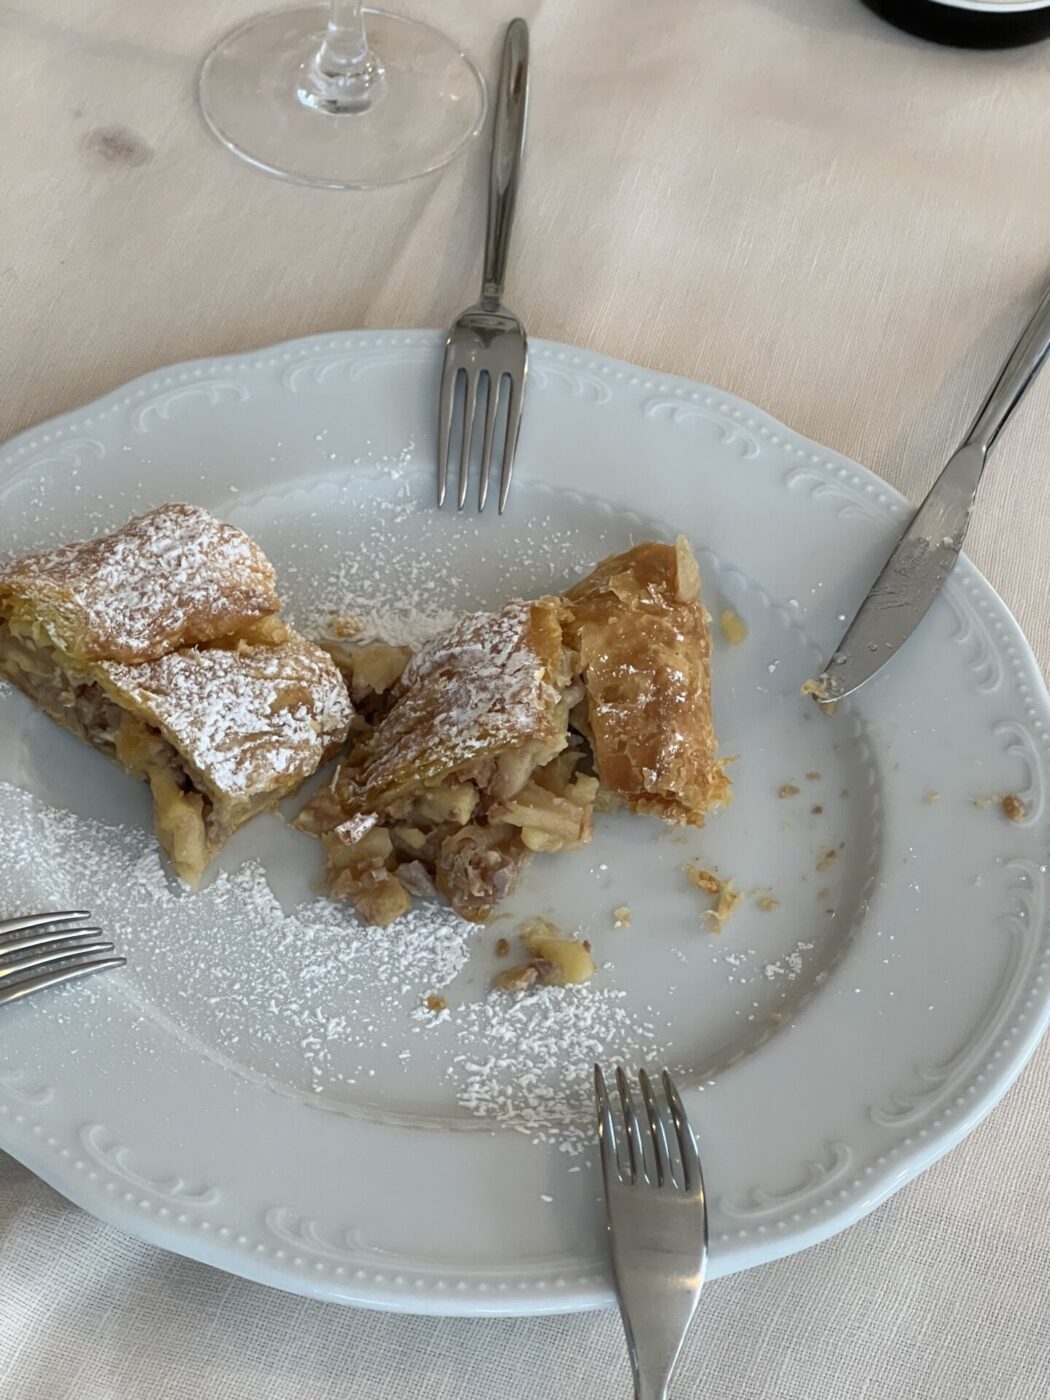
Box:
[703,879,742,932]
[491,964,540,992]
[613,905,632,928]
[756,895,780,912]
[720,608,748,645]
[816,849,838,873]
[424,993,448,1013]
[817,886,830,901]
[806,771,821,781]
[923,791,940,804]
[333,812,378,845]
[327,611,364,639]
[684,862,722,894]
[1002,794,1026,823]
[769,1010,784,1026]
[684,863,741,931]
[811,804,823,815]
[778,783,800,799]
[494,937,510,957]
[801,675,837,713]
[674,535,702,603]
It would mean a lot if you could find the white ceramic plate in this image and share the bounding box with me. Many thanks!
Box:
[0,332,1047,1316]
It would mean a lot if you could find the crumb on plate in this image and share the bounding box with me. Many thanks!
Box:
[720,609,748,645]
[704,879,742,933]
[492,920,596,991]
[1002,794,1026,823]
[327,611,364,639]
[684,863,722,894]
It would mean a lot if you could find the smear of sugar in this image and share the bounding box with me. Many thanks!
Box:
[0,780,666,1150]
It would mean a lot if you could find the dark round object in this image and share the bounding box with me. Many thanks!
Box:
[861,0,1050,48]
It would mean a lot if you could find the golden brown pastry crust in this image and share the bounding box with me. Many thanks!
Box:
[298,598,587,925]
[339,597,572,812]
[564,537,730,825]
[99,636,351,805]
[0,503,280,663]
[0,506,351,883]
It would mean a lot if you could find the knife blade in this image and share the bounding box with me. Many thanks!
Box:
[817,282,1050,703]
[820,444,983,701]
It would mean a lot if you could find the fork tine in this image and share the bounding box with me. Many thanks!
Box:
[662,1070,703,1194]
[638,1068,669,1187]
[615,1066,646,1184]
[457,370,481,510]
[0,940,115,981]
[594,1064,622,1183]
[0,926,102,957]
[477,372,503,512]
[436,360,459,507]
[0,954,126,1006]
[498,372,525,514]
[0,910,89,938]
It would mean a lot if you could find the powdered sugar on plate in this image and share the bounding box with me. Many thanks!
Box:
[267,471,602,652]
[0,779,666,1149]
[442,983,661,1153]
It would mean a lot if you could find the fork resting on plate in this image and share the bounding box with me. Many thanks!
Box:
[437,18,529,514]
[596,1066,708,1400]
[0,911,124,1004]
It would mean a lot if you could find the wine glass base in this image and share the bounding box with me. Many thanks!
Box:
[198,5,486,189]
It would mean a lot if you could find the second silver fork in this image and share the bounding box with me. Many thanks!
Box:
[0,910,124,1005]
[596,1066,708,1400]
[437,18,529,514]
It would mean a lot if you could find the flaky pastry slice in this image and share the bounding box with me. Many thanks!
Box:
[563,536,731,824]
[0,505,352,884]
[297,599,594,925]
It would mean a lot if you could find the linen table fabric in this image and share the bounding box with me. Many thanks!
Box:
[1,1,1049,1396]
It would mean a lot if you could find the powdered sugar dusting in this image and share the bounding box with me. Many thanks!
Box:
[351,601,562,796]
[0,504,279,663]
[442,984,660,1151]
[101,635,352,796]
[280,482,598,652]
[0,781,666,1147]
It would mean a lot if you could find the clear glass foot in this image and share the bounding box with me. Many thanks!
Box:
[198,6,486,189]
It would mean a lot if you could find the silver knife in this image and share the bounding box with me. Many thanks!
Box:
[819,282,1050,703]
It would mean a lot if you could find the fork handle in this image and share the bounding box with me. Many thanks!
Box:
[481,18,528,305]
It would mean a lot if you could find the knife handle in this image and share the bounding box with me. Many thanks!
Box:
[964,282,1050,455]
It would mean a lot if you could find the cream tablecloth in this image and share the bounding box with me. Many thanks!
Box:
[1,1,1049,1395]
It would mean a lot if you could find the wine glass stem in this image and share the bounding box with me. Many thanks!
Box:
[305,0,385,114]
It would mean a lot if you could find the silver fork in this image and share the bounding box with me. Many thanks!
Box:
[437,18,529,514]
[0,911,125,1005]
[595,1066,708,1400]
